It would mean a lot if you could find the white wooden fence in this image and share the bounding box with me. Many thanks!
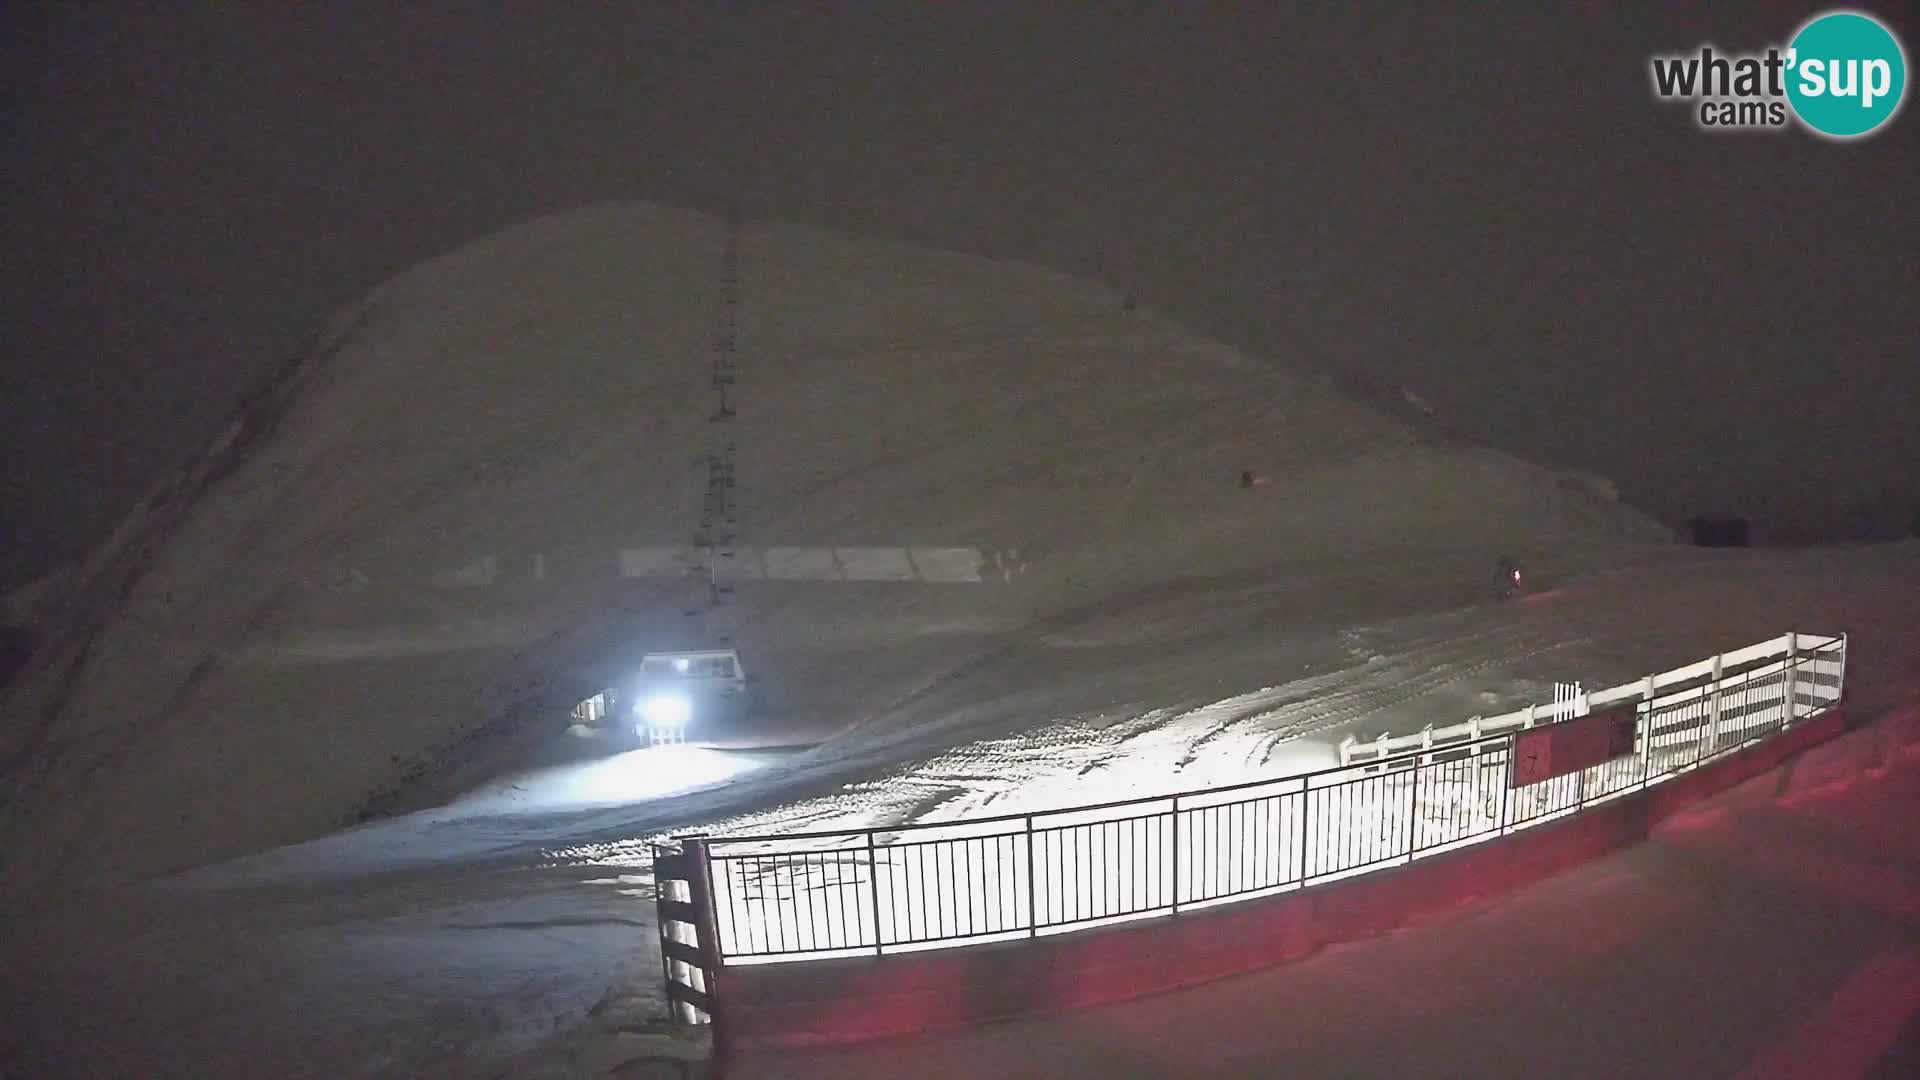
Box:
[1340,631,1846,766]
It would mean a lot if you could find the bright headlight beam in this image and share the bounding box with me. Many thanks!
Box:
[640,692,692,727]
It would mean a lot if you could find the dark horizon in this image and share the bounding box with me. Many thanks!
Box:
[5,5,1917,591]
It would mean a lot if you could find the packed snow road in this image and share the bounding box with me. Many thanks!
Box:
[207,544,1866,883]
[181,556,1624,886]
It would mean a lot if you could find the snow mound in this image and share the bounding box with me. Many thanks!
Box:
[0,203,1667,903]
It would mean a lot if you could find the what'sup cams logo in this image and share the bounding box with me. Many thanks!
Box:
[1651,10,1907,138]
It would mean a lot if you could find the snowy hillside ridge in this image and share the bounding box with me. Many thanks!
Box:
[0,298,379,843]
[1,564,74,630]
[0,202,1667,902]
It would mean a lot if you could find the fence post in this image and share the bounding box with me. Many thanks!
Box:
[1405,756,1420,860]
[677,835,729,1059]
[1569,681,1589,804]
[651,842,674,1015]
[871,822,883,949]
[1497,735,1513,833]
[1296,782,1310,883]
[1705,652,1725,754]
[1024,816,1037,937]
[1170,794,1182,914]
[1639,674,1656,782]
[1780,633,1798,729]
[1837,632,1848,703]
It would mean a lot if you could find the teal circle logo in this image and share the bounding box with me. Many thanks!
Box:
[1786,11,1907,138]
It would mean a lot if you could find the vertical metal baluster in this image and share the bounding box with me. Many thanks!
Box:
[903,844,915,944]
[1207,806,1217,900]
[1060,827,1069,924]
[1329,785,1340,874]
[759,855,774,955]
[654,844,674,993]
[1781,634,1798,730]
[838,847,852,949]
[1082,822,1098,914]
[959,837,972,938]
[1498,739,1513,834]
[1356,780,1366,868]
[814,852,827,948]
[930,842,942,941]
[1126,818,1135,911]
[1087,823,1096,919]
[749,856,762,956]
[1102,823,1112,917]
[1338,783,1349,872]
[1031,819,1045,932]
[1203,807,1213,900]
[934,841,946,941]
[763,855,777,954]
[1298,786,1310,882]
[784,853,798,954]
[768,855,783,954]
[1259,795,1274,887]
[1235,800,1246,894]
[1068,824,1079,923]
[1094,823,1103,918]
[783,853,797,953]
[915,843,929,943]
[902,844,915,944]
[1211,805,1219,898]
[720,856,739,958]
[1406,761,1420,860]
[968,836,978,936]
[750,857,765,956]
[1171,796,1182,914]
[1215,805,1224,897]
[795,853,809,951]
[1005,833,1016,932]
[938,840,950,940]
[865,833,882,954]
[1090,825,1100,919]
[1258,796,1268,889]
[802,852,816,951]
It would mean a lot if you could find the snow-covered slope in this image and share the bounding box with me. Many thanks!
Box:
[8,544,1914,1079]
[0,203,1667,902]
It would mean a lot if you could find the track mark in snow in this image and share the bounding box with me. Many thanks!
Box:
[535,616,1598,874]
[1242,650,1534,764]
[1120,623,1524,774]
[1239,626,1595,767]
[438,917,655,932]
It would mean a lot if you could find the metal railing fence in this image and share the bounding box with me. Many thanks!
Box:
[678,632,1844,963]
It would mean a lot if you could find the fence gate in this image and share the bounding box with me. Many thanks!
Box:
[1550,681,1585,722]
[652,836,727,1052]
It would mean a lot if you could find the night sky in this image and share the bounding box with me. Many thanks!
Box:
[5,5,1916,591]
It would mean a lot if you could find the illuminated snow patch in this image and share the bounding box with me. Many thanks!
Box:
[455,746,756,813]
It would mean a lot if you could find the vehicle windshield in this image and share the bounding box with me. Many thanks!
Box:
[642,655,737,679]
